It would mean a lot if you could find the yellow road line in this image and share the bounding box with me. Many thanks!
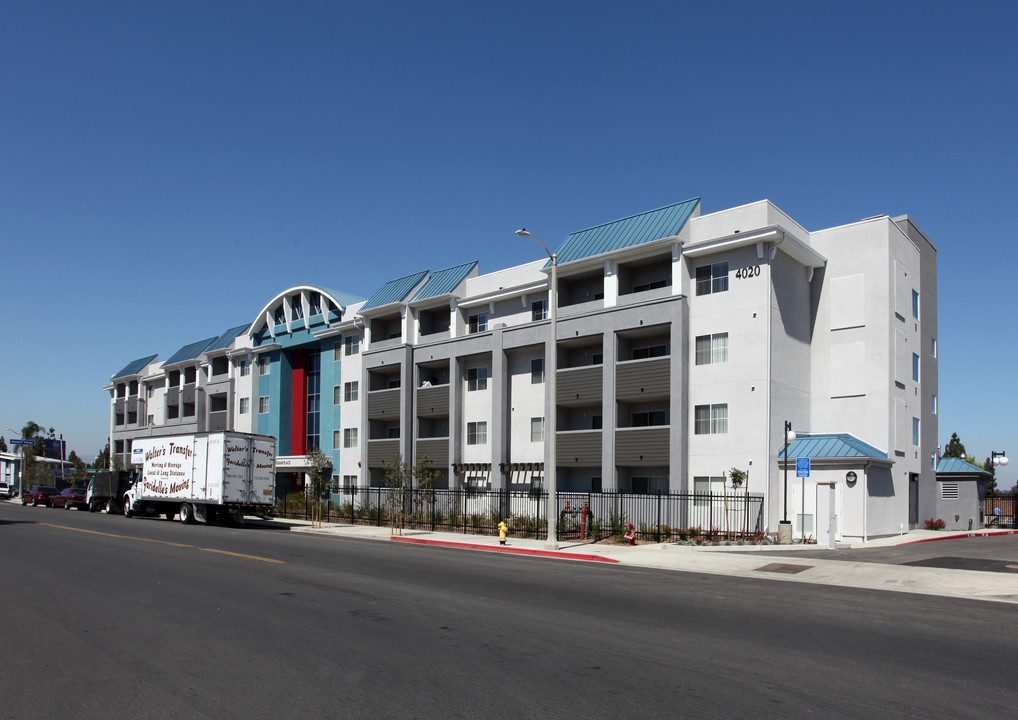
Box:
[37,522,285,564]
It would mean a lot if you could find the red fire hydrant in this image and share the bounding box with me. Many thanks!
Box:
[624,522,636,545]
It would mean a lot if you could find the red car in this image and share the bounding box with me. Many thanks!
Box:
[50,487,87,509]
[22,486,58,506]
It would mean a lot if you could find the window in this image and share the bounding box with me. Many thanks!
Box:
[239,397,250,415]
[693,476,725,505]
[273,306,286,325]
[342,475,357,494]
[467,421,487,445]
[632,279,667,293]
[147,414,154,426]
[632,344,667,360]
[167,404,179,419]
[184,367,196,384]
[343,428,358,448]
[695,333,728,365]
[387,426,400,439]
[333,386,342,405]
[258,396,270,414]
[531,358,544,384]
[468,312,488,334]
[694,404,728,435]
[306,350,321,451]
[532,300,547,321]
[631,476,666,494]
[309,292,322,316]
[695,262,729,296]
[465,474,487,496]
[333,430,342,449]
[291,296,304,319]
[912,290,919,320]
[183,402,195,417]
[344,381,359,402]
[931,337,937,358]
[531,417,544,442]
[632,410,667,427]
[169,369,180,387]
[592,414,602,430]
[931,394,937,414]
[345,334,360,356]
[912,353,920,382]
[239,359,250,377]
[467,367,488,391]
[912,417,920,446]
[258,357,270,376]
[334,340,343,361]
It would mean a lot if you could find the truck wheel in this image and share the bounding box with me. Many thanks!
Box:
[123,497,133,518]
[105,500,117,514]
[180,503,194,524]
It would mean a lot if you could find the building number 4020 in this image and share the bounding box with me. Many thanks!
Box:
[734,265,761,279]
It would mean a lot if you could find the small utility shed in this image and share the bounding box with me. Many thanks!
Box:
[779,433,894,543]
[934,457,990,531]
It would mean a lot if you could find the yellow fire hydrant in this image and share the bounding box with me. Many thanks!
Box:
[498,520,508,546]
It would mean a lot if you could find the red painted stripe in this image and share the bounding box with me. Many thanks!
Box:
[290,350,306,456]
[389,535,619,563]
[901,529,1018,545]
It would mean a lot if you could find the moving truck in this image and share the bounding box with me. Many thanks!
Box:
[123,432,276,524]
[87,470,135,513]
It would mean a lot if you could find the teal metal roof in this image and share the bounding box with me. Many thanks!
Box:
[779,433,888,460]
[165,337,217,365]
[112,354,158,380]
[205,324,250,353]
[361,270,429,311]
[553,197,700,266]
[937,457,990,475]
[319,287,367,308]
[410,262,477,303]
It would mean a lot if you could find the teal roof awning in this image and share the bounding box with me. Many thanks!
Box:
[165,337,217,365]
[410,262,477,303]
[361,270,429,311]
[112,354,158,379]
[779,433,888,461]
[319,287,367,308]
[553,197,700,266]
[936,457,990,475]
[205,324,250,353]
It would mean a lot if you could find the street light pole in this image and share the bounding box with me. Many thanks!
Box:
[516,229,558,549]
[779,421,795,544]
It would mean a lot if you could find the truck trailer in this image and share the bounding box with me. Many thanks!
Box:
[123,432,276,524]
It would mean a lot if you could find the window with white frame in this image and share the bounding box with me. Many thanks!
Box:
[333,386,342,405]
[345,334,360,356]
[695,332,728,365]
[467,421,487,445]
[694,404,728,435]
[531,358,544,384]
[343,475,357,494]
[531,417,544,442]
[695,261,729,296]
[239,359,250,377]
[258,396,270,414]
[468,312,488,334]
[693,476,725,505]
[239,397,250,415]
[344,381,359,402]
[334,340,343,361]
[532,300,547,321]
[467,367,488,391]
[333,430,342,449]
[258,357,270,375]
[465,474,487,495]
[344,428,358,448]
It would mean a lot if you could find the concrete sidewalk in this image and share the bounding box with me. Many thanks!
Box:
[283,520,1018,605]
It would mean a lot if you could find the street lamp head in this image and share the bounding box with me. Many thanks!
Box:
[515,229,531,238]
[994,455,1009,467]
[786,429,797,443]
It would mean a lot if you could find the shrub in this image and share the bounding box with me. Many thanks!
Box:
[924,518,946,530]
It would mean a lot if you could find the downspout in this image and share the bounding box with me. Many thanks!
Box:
[765,243,774,532]
[863,460,871,543]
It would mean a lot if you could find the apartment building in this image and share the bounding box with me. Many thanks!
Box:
[105,197,940,540]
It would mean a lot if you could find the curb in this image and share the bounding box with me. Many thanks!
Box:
[389,535,620,563]
[901,529,1018,545]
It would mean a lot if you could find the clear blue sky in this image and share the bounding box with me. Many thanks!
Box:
[2,1,1015,487]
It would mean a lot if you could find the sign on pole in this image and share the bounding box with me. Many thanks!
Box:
[796,457,811,478]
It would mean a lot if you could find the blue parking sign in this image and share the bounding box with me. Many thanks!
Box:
[796,457,810,477]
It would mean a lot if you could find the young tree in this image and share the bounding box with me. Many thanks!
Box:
[306,446,333,528]
[95,442,110,470]
[383,454,412,534]
[412,455,440,521]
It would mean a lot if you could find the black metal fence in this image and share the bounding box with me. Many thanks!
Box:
[274,488,765,543]
[985,493,1018,528]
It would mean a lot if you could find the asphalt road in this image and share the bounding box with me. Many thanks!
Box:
[2,502,1016,719]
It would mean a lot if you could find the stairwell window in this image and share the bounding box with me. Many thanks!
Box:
[695,262,729,296]
[467,421,487,445]
[694,403,728,435]
[695,333,728,365]
[344,428,358,448]
[467,367,488,391]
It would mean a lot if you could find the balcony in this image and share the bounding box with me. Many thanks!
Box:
[556,429,601,465]
[367,387,401,419]
[615,426,669,465]
[616,356,670,401]
[367,438,401,467]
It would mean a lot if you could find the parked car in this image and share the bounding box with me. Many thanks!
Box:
[0,481,15,499]
[22,486,59,506]
[50,487,87,510]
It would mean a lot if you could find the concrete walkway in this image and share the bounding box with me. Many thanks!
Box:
[283,520,1018,605]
